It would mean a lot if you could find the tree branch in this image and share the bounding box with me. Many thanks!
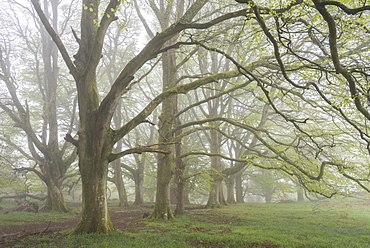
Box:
[313,0,370,121]
[64,133,78,147]
[108,146,171,163]
[30,0,77,77]
[113,70,240,143]
[14,167,46,182]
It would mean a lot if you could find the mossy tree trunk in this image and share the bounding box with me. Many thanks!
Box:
[172,82,187,215]
[70,69,116,232]
[174,175,185,215]
[151,149,175,219]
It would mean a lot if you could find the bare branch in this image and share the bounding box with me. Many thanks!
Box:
[30,0,77,76]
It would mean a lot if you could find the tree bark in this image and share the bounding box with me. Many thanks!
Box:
[235,169,244,203]
[226,175,236,204]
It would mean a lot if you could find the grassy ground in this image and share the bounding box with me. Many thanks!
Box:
[2,199,370,247]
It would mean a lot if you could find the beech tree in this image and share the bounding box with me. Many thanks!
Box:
[0,0,78,212]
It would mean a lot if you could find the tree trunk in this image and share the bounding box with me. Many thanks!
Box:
[71,100,115,233]
[235,169,244,203]
[184,189,191,205]
[170,185,177,205]
[174,178,185,216]
[205,129,225,208]
[72,148,114,234]
[43,177,69,212]
[114,162,129,207]
[150,103,175,219]
[219,184,228,206]
[226,175,236,204]
[149,101,175,219]
[265,189,274,203]
[133,169,144,205]
[174,97,186,216]
[111,138,129,207]
[150,151,174,219]
[149,36,177,219]
[297,187,304,202]
[206,181,222,208]
[174,148,186,215]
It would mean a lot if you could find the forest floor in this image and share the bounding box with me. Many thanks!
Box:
[1,199,370,247]
[0,201,280,247]
[0,202,154,247]
[0,201,150,236]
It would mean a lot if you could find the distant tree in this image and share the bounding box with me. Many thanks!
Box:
[0,0,78,212]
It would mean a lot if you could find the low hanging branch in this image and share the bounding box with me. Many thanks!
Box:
[176,151,294,177]
[176,150,335,182]
[108,146,171,163]
[138,142,180,148]
[175,115,333,181]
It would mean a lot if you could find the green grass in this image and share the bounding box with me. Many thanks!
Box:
[0,209,79,226]
[4,199,370,247]
[215,202,370,247]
